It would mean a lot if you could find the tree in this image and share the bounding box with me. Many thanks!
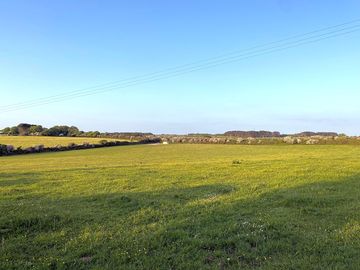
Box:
[83,131,100,137]
[17,123,32,136]
[42,126,68,136]
[41,125,81,136]
[29,125,44,135]
[18,123,31,136]
[68,126,80,137]
[0,127,11,134]
[9,126,19,135]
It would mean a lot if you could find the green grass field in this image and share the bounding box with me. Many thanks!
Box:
[0,136,120,148]
[1,144,359,269]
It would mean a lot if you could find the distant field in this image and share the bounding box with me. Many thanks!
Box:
[0,135,120,148]
[1,144,360,269]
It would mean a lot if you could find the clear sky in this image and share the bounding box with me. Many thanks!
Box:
[1,0,359,134]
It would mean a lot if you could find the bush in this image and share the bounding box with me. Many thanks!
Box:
[34,144,44,152]
[99,140,108,145]
[6,145,14,152]
[0,144,7,155]
[24,147,35,153]
[0,144,15,155]
[68,143,77,148]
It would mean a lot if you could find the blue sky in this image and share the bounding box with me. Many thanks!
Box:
[1,0,359,134]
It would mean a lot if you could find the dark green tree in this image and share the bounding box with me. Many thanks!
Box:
[68,126,80,137]
[17,123,32,136]
[29,125,44,135]
[1,127,11,134]
[9,126,19,135]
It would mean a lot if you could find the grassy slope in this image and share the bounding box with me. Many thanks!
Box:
[0,144,359,269]
[0,136,119,148]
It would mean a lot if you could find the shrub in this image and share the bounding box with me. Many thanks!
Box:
[68,143,77,148]
[236,138,245,144]
[34,145,44,152]
[99,140,108,145]
[0,144,15,155]
[306,139,319,145]
[0,144,7,155]
[24,147,35,153]
[6,145,14,152]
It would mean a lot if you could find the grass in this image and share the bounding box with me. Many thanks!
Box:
[0,136,121,148]
[0,144,359,269]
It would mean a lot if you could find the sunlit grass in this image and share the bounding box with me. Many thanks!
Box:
[0,144,359,269]
[0,135,121,148]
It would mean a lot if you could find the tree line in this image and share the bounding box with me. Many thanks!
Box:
[1,123,342,139]
[0,123,101,137]
[0,123,154,138]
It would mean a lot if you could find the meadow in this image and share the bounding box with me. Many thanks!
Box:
[0,136,119,148]
[0,144,359,269]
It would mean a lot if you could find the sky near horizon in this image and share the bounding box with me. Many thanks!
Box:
[1,1,359,134]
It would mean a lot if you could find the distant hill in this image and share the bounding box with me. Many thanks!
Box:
[224,130,339,138]
[294,131,338,137]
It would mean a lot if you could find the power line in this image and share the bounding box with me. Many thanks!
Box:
[1,19,359,113]
[3,20,359,109]
[2,24,359,112]
[1,21,359,111]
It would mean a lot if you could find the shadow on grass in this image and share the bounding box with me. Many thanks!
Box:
[1,176,360,269]
[0,172,41,187]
